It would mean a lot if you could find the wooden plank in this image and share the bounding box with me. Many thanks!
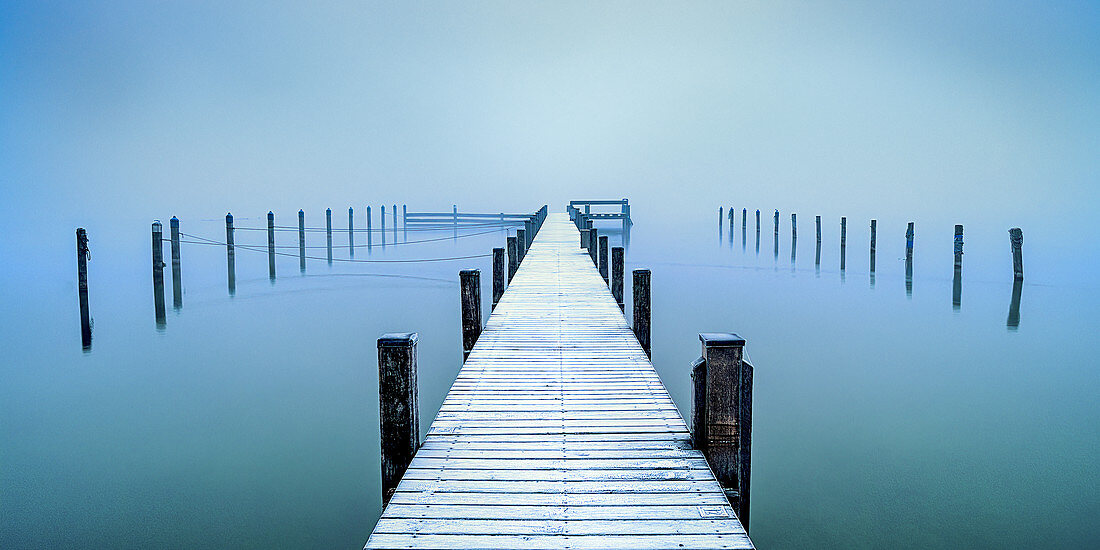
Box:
[364,213,753,549]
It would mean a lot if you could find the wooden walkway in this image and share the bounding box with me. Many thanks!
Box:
[365,213,754,549]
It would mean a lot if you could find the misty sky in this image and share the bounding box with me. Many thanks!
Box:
[1,1,1097,234]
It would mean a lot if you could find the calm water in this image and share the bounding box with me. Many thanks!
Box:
[2,204,1098,549]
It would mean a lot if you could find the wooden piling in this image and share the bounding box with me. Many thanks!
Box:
[170,216,182,309]
[612,247,624,311]
[791,213,797,265]
[906,222,915,296]
[402,204,407,241]
[267,212,276,280]
[381,205,386,248]
[589,228,599,266]
[349,207,355,256]
[693,333,753,527]
[632,269,651,359]
[298,210,306,273]
[954,224,964,270]
[754,210,760,254]
[719,207,724,240]
[392,204,397,242]
[366,206,373,250]
[225,213,235,295]
[516,229,527,263]
[151,221,166,326]
[76,228,91,349]
[599,235,609,284]
[1009,228,1023,280]
[377,332,420,507]
[506,236,518,283]
[869,219,877,273]
[773,210,779,259]
[729,208,735,243]
[326,208,333,263]
[492,248,505,310]
[815,215,821,269]
[741,209,747,248]
[840,217,847,271]
[452,204,458,238]
[460,270,482,362]
[580,227,590,250]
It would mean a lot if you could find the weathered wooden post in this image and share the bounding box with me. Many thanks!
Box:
[954,224,964,270]
[622,199,631,233]
[728,208,735,243]
[632,269,651,358]
[267,212,276,281]
[170,216,182,310]
[402,204,407,241]
[599,235,609,284]
[718,207,724,240]
[460,269,482,362]
[754,209,760,246]
[377,332,420,507]
[326,208,333,263]
[1009,228,1024,280]
[580,225,590,249]
[76,228,91,349]
[507,236,518,283]
[348,207,355,256]
[516,228,527,263]
[773,210,779,259]
[906,222,915,296]
[691,333,753,528]
[612,247,625,311]
[392,203,398,241]
[790,213,797,265]
[589,228,599,266]
[840,217,847,271]
[492,248,505,310]
[298,210,306,273]
[738,208,745,249]
[869,219,877,273]
[151,221,166,327]
[452,204,458,238]
[226,213,235,295]
[366,206,373,250]
[380,205,386,248]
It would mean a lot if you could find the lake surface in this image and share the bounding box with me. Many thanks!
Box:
[2,204,1097,549]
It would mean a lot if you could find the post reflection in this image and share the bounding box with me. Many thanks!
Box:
[1007,279,1023,330]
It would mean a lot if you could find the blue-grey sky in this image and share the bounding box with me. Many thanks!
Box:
[2,1,1097,231]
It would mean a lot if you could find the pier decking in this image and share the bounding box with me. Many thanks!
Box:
[365,213,754,549]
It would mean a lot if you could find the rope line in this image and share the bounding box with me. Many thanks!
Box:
[229,219,520,233]
[179,227,501,249]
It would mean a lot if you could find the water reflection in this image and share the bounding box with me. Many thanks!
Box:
[953,268,962,311]
[1007,278,1023,330]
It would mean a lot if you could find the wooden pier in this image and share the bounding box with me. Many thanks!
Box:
[365,213,754,549]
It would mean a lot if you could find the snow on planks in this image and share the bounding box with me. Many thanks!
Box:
[365,213,754,550]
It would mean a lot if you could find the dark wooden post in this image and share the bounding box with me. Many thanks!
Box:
[267,212,276,280]
[402,204,407,242]
[524,219,533,248]
[954,224,964,270]
[326,208,333,263]
[580,227,590,249]
[840,217,847,271]
[348,207,355,256]
[170,216,182,309]
[76,228,91,349]
[632,269,651,358]
[728,208,735,243]
[622,199,630,233]
[226,213,235,295]
[589,228,599,266]
[377,332,420,507]
[152,221,166,327]
[718,206,724,240]
[492,247,505,310]
[869,219,877,273]
[612,247,625,311]
[1009,228,1023,280]
[516,229,527,263]
[460,270,482,362]
[366,206,372,250]
[692,333,753,528]
[380,205,386,248]
[906,222,915,297]
[773,210,779,259]
[452,204,458,239]
[392,204,397,242]
[741,209,747,246]
[599,235,609,284]
[298,210,306,273]
[507,236,518,283]
[790,213,797,265]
